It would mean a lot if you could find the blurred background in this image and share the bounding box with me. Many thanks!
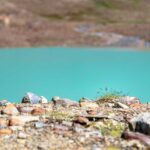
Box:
[0,0,150,48]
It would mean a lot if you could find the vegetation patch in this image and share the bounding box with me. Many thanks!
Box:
[46,111,75,121]
[94,0,117,9]
[92,119,125,138]
[96,88,126,104]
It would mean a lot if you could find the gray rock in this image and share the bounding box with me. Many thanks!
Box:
[52,96,78,107]
[22,92,41,104]
[129,113,150,135]
[0,100,11,106]
[34,122,47,128]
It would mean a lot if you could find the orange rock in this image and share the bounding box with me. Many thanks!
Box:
[0,128,12,135]
[9,117,25,126]
[75,116,89,125]
[9,116,39,126]
[129,103,143,109]
[2,104,19,115]
[31,107,45,115]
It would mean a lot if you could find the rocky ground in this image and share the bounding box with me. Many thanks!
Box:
[0,93,150,150]
[0,0,150,48]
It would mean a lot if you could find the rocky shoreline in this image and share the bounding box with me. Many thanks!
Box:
[0,93,150,150]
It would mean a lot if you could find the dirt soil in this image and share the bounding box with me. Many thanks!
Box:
[0,0,150,48]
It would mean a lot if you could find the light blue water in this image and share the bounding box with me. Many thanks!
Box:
[0,47,150,103]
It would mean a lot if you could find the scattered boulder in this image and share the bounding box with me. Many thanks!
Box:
[22,92,48,104]
[129,113,150,135]
[52,96,78,107]
[22,92,41,104]
[1,104,19,115]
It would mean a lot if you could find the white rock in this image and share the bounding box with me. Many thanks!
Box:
[40,96,48,104]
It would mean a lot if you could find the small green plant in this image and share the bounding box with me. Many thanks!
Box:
[96,88,126,100]
[46,111,75,121]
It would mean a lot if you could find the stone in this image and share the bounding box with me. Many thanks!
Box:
[74,116,89,125]
[52,96,78,107]
[114,102,129,109]
[0,118,9,128]
[86,109,98,115]
[79,98,99,109]
[0,100,11,106]
[1,104,19,115]
[17,106,34,114]
[0,128,12,135]
[129,103,143,109]
[129,113,150,135]
[22,92,41,104]
[9,116,39,126]
[122,131,150,146]
[9,126,23,131]
[119,96,141,105]
[40,96,48,104]
[34,122,46,128]
[62,121,73,127]
[31,107,46,115]
[18,132,27,139]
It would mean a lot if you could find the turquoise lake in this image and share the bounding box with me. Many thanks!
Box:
[0,47,150,103]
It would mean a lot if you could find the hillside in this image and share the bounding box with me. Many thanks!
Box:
[0,0,150,47]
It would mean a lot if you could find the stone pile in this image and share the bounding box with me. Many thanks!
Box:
[0,92,149,149]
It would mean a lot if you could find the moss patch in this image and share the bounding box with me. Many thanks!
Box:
[92,119,125,138]
[46,111,75,121]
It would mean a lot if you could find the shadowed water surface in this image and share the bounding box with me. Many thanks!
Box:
[0,47,150,103]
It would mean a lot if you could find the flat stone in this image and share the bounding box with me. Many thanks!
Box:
[9,116,39,126]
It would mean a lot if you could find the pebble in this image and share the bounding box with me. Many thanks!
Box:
[18,132,27,139]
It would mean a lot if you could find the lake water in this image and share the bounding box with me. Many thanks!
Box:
[0,47,150,103]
